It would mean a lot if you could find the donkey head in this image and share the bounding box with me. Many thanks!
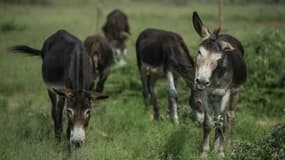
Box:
[54,89,108,146]
[111,37,128,56]
[192,11,234,90]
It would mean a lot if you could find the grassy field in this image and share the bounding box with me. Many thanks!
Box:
[0,1,284,159]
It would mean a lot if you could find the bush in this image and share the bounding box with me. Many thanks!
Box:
[246,30,285,88]
[230,122,285,160]
[241,30,285,117]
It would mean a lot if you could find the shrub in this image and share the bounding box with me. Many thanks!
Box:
[230,122,285,160]
[245,30,285,88]
[241,30,285,117]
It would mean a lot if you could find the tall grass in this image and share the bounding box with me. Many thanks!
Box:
[0,1,284,160]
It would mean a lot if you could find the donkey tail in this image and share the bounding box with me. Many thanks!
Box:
[9,45,41,56]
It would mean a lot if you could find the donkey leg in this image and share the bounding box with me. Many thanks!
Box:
[49,90,61,140]
[57,96,65,135]
[214,91,230,157]
[95,68,110,92]
[201,113,212,158]
[140,70,150,109]
[213,107,222,154]
[227,92,239,147]
[53,97,65,140]
[148,78,159,120]
[167,71,178,124]
[213,128,220,153]
[66,119,71,153]
[213,117,226,158]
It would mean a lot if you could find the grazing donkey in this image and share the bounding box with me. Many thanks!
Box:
[102,9,130,65]
[10,30,107,147]
[191,12,247,158]
[84,34,114,92]
[136,28,195,124]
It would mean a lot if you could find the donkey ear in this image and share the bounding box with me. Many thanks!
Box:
[192,11,210,39]
[53,88,74,97]
[219,41,235,51]
[87,91,109,100]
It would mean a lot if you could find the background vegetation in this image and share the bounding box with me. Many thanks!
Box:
[0,0,284,159]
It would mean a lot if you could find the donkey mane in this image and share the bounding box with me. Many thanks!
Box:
[225,49,247,86]
[166,36,195,86]
[204,31,247,86]
[209,27,221,40]
[207,30,247,86]
[218,34,245,56]
[84,35,114,67]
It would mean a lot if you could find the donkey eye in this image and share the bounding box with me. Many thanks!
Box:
[85,109,91,117]
[198,50,201,56]
[67,108,73,118]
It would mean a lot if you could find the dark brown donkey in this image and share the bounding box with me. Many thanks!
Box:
[136,28,195,124]
[84,34,114,92]
[191,12,247,158]
[10,30,107,147]
[102,9,130,65]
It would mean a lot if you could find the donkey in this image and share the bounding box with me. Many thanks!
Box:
[102,9,130,65]
[191,12,247,158]
[84,34,114,92]
[136,28,195,124]
[10,30,107,147]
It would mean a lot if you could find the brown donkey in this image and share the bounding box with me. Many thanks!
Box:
[10,30,107,148]
[136,28,195,124]
[102,9,130,65]
[191,12,247,158]
[84,34,114,93]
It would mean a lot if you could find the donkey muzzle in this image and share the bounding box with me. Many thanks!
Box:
[70,127,85,147]
[195,78,210,90]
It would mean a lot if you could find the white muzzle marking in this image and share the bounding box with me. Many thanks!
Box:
[70,127,85,143]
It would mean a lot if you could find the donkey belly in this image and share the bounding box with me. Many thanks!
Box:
[42,59,66,90]
[44,80,66,90]
[141,63,164,79]
[43,71,66,90]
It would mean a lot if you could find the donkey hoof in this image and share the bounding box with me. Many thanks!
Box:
[172,117,179,125]
[201,152,208,159]
[173,120,179,125]
[226,139,232,148]
[218,152,225,158]
[152,112,160,121]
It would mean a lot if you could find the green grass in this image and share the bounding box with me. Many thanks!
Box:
[0,1,284,159]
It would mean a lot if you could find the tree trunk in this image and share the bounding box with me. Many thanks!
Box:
[96,0,103,33]
[218,0,224,31]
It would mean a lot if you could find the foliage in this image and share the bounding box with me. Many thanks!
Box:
[230,122,285,160]
[246,30,285,88]
[241,30,285,117]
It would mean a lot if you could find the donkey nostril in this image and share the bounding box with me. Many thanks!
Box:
[206,81,210,86]
[195,78,200,84]
[72,140,83,148]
